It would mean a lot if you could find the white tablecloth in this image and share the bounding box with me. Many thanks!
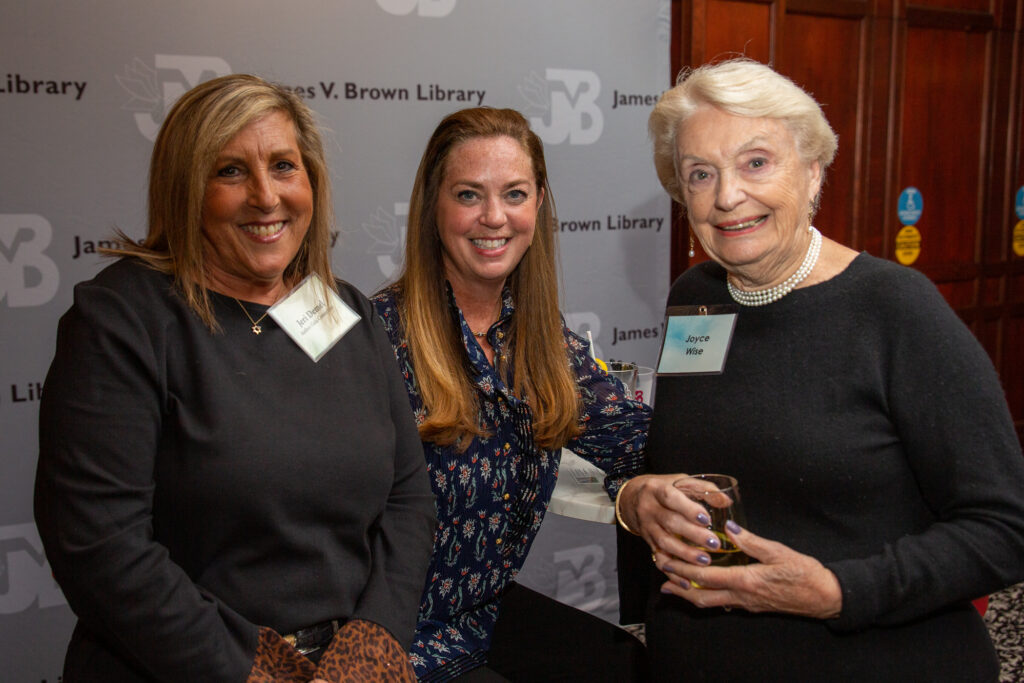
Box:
[550,449,616,524]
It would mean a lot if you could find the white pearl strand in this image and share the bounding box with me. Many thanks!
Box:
[726,226,822,307]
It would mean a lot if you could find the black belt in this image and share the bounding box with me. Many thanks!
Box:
[283,619,341,655]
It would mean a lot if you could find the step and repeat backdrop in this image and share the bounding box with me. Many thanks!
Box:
[1,1,670,678]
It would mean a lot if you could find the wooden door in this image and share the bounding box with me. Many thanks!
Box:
[668,0,1024,441]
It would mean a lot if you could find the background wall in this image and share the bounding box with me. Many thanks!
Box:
[0,2,671,679]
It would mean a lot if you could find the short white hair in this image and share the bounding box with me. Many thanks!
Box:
[649,58,838,204]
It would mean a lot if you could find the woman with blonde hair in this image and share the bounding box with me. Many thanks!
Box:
[36,74,436,682]
[373,107,651,681]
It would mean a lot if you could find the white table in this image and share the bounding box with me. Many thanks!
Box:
[549,449,616,524]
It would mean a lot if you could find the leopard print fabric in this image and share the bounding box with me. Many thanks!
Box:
[246,626,317,682]
[315,619,416,682]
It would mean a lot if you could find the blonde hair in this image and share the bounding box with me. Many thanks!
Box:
[394,107,581,450]
[107,73,335,330]
[649,58,838,204]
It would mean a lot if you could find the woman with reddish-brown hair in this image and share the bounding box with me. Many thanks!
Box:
[373,107,651,682]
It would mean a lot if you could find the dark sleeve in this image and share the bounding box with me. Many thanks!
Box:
[825,269,1024,632]
[34,278,260,682]
[350,295,436,650]
[563,328,651,499]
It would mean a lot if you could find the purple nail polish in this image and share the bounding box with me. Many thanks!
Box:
[697,512,711,526]
[677,579,690,590]
[726,520,742,534]
[696,553,711,565]
[663,563,679,574]
[705,535,721,550]
[660,586,674,594]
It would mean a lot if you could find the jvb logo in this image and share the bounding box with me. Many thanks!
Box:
[520,69,603,145]
[0,214,60,308]
[365,202,408,279]
[553,544,610,614]
[565,312,603,359]
[376,0,456,17]
[118,55,232,141]
[0,523,66,614]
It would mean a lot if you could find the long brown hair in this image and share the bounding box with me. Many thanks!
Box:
[106,74,336,330]
[394,107,581,450]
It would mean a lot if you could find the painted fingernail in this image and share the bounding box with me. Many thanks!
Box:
[660,586,674,594]
[697,512,711,526]
[696,553,711,565]
[663,563,679,574]
[705,535,721,550]
[726,520,742,534]
[677,579,690,590]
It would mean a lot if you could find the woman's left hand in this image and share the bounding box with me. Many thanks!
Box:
[655,523,843,620]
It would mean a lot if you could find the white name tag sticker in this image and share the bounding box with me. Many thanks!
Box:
[268,274,361,362]
[656,305,738,375]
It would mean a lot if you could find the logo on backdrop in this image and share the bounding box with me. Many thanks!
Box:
[553,544,611,613]
[610,323,661,348]
[7,380,44,405]
[0,214,60,308]
[365,202,408,279]
[118,55,232,141]
[557,213,665,234]
[0,73,87,100]
[376,0,456,17]
[520,69,604,145]
[0,523,67,614]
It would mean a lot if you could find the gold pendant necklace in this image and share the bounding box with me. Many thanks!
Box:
[234,298,271,335]
[471,298,502,339]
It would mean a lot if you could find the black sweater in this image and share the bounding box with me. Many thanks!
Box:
[644,253,1024,681]
[35,258,436,682]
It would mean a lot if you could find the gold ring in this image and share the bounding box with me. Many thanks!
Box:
[651,552,658,564]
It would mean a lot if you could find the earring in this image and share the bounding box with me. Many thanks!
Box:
[808,202,815,231]
[688,231,696,258]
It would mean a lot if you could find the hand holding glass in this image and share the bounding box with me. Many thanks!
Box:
[673,474,748,567]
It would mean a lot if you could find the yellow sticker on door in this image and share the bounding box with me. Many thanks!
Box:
[896,225,921,265]
[1013,220,1024,257]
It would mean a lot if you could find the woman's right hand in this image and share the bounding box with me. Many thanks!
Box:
[618,474,728,568]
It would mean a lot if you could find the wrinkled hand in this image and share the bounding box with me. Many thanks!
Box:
[654,523,843,619]
[619,474,738,566]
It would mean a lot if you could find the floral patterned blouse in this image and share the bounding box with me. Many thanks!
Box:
[371,284,650,682]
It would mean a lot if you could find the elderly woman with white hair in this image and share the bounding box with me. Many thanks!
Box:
[612,58,1024,680]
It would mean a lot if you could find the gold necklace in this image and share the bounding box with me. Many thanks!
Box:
[471,298,502,338]
[234,298,271,335]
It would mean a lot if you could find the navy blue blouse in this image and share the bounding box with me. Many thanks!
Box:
[372,285,650,681]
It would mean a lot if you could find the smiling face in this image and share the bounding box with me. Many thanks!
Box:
[436,135,542,299]
[201,110,313,301]
[676,105,822,288]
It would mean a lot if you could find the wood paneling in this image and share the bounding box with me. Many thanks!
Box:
[899,27,988,267]
[702,0,774,62]
[777,12,868,249]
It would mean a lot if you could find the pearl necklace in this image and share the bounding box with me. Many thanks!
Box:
[726,227,822,307]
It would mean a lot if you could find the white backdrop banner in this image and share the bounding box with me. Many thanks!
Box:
[1,1,670,679]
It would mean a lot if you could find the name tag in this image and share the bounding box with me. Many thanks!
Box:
[656,305,737,375]
[269,274,361,362]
